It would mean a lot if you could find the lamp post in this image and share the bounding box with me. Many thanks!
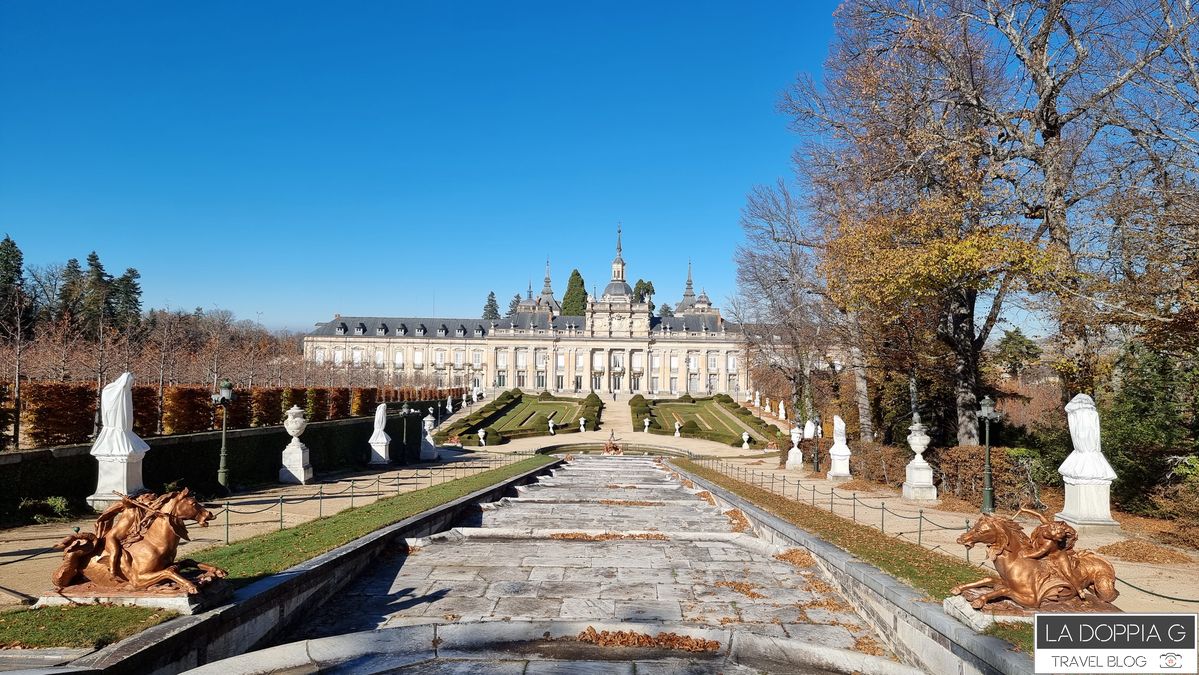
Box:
[212,378,234,492]
[979,395,1000,514]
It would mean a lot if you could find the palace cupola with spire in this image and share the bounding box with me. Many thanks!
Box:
[587,225,652,338]
[518,259,561,313]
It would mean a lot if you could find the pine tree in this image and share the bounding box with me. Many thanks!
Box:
[658,303,675,318]
[0,235,25,331]
[560,269,587,316]
[506,293,522,318]
[58,258,84,318]
[81,251,113,332]
[632,279,656,315]
[482,291,501,320]
[109,267,143,328]
[994,328,1042,378]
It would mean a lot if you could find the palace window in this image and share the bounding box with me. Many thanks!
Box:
[314,348,326,365]
[333,349,344,365]
[394,350,405,368]
[516,350,528,369]
[575,350,584,371]
[416,324,426,336]
[651,376,659,392]
[456,326,466,337]
[516,372,527,387]
[453,350,464,366]
[651,352,661,370]
[497,351,508,368]
[474,326,484,337]
[555,374,564,390]
[611,352,624,369]
[728,375,737,392]
[472,350,483,366]
[438,325,448,337]
[535,350,546,369]
[376,324,387,336]
[687,355,698,373]
[631,352,643,371]
[355,323,366,336]
[435,350,446,366]
[707,353,718,371]
[375,349,385,367]
[536,373,546,389]
[556,353,565,371]
[413,350,424,368]
[669,355,679,372]
[669,376,678,393]
[727,353,737,373]
[351,349,363,366]
[496,372,507,387]
[574,375,582,391]
[592,352,604,369]
[335,323,347,335]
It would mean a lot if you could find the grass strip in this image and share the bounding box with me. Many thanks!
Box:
[672,459,1034,654]
[195,455,555,583]
[0,456,554,650]
[0,605,175,650]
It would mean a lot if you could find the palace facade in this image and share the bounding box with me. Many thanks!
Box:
[303,232,750,397]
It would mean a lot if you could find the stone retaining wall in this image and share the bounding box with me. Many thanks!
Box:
[673,464,1034,675]
[64,458,562,675]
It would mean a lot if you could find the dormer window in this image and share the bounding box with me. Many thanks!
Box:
[355,322,366,335]
[397,323,407,336]
[376,323,388,336]
[416,324,426,336]
[335,322,348,335]
[474,326,484,337]
[456,325,466,337]
[437,324,448,337]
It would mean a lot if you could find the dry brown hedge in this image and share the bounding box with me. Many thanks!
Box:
[935,444,1029,510]
[21,382,95,447]
[132,385,159,437]
[305,387,329,422]
[251,387,284,427]
[328,387,351,419]
[350,387,378,416]
[163,386,211,435]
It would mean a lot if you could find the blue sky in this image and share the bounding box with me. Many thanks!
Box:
[0,1,839,330]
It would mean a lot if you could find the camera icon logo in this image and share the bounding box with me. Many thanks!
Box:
[1160,652,1183,668]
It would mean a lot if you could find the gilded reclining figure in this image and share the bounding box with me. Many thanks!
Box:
[952,509,1117,609]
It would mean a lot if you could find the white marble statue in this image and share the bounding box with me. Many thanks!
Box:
[741,431,750,450]
[1056,394,1119,529]
[548,418,556,436]
[765,397,771,414]
[785,426,804,470]
[479,428,487,447]
[643,417,651,432]
[368,403,391,464]
[445,395,453,415]
[674,421,682,438]
[754,391,761,408]
[579,417,587,433]
[280,405,313,484]
[901,421,936,501]
[86,373,150,509]
[744,390,752,403]
[802,420,815,440]
[778,401,786,421]
[827,415,852,481]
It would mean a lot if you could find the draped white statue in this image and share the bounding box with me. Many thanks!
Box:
[368,403,391,465]
[1059,394,1117,484]
[86,373,150,509]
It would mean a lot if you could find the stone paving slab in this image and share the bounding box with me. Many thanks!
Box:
[279,456,893,665]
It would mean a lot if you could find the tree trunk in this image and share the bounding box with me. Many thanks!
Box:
[847,311,874,442]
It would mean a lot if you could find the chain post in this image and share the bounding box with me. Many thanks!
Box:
[918,510,924,546]
[278,495,284,531]
[829,489,833,512]
[852,494,857,522]
[318,485,324,517]
[350,481,355,508]
[771,473,776,494]
[965,520,971,563]
[224,501,230,544]
[810,485,816,506]
[881,502,886,533]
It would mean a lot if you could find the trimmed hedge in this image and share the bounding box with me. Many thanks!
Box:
[163,386,211,435]
[251,388,284,427]
[21,382,96,447]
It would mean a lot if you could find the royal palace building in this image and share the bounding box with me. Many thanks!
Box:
[303,232,750,397]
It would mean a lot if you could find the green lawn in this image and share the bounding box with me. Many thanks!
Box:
[0,455,555,650]
[671,459,1034,655]
[493,399,581,433]
[653,400,766,441]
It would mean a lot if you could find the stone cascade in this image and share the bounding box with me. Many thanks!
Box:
[283,454,895,669]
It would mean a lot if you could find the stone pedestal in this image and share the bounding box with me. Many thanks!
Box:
[1056,481,1120,531]
[368,439,390,465]
[280,438,313,484]
[901,423,937,502]
[785,447,804,471]
[420,414,439,462]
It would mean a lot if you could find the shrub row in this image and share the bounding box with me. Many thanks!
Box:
[13,381,462,450]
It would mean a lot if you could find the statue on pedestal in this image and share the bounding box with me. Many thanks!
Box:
[368,403,391,465]
[86,373,150,510]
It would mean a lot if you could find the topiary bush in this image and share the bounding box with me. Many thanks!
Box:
[538,390,554,401]
[677,393,695,403]
[483,426,504,445]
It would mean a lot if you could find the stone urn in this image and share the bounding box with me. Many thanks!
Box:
[284,405,308,439]
[280,406,313,484]
[674,422,682,438]
[741,431,750,450]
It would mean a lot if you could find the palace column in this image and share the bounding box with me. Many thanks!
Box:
[718,350,728,394]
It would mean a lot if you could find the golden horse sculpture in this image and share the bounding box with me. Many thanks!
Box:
[951,508,1118,609]
[53,488,227,594]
